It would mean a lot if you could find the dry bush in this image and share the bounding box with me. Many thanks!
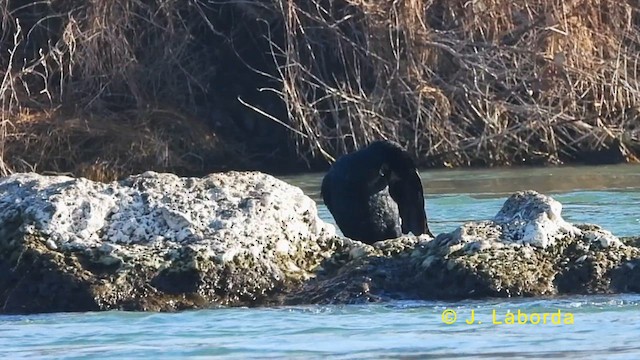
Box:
[4,108,238,182]
[268,0,640,166]
[1,0,217,109]
[0,0,297,178]
[0,0,269,179]
[1,0,639,178]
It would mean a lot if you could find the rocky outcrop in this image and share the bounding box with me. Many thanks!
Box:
[0,171,336,313]
[291,191,640,303]
[0,173,639,314]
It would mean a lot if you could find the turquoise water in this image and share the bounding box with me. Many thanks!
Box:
[2,296,640,359]
[3,165,640,358]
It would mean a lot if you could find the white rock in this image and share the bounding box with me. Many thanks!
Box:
[583,227,623,248]
[45,238,57,250]
[446,191,609,250]
[349,245,369,259]
[275,239,292,254]
[494,191,580,248]
[0,171,335,263]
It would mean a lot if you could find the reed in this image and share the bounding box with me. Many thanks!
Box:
[1,0,638,179]
[270,0,640,166]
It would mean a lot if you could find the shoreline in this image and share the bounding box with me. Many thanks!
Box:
[19,144,640,181]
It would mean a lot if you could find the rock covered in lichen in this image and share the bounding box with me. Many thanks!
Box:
[0,171,335,313]
[410,222,639,299]
[448,190,618,250]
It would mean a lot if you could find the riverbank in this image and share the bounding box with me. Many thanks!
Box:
[2,108,638,181]
[1,1,639,181]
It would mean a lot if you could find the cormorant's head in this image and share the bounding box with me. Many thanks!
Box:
[365,140,418,180]
[365,140,434,238]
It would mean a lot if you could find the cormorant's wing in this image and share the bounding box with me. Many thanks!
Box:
[388,170,432,237]
[320,172,334,214]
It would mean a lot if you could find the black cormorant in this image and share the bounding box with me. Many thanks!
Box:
[321,140,434,244]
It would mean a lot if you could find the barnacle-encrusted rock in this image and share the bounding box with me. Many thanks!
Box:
[0,171,335,313]
[0,173,638,313]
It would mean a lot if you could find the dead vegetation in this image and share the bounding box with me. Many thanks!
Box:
[1,0,639,180]
[273,0,640,166]
[0,0,293,180]
[4,108,234,181]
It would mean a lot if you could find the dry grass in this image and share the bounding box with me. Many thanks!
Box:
[270,0,640,166]
[0,0,255,179]
[4,108,232,182]
[1,0,639,179]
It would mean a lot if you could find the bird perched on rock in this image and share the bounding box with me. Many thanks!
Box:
[321,140,434,244]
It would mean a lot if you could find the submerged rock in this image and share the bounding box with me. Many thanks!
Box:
[0,172,638,313]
